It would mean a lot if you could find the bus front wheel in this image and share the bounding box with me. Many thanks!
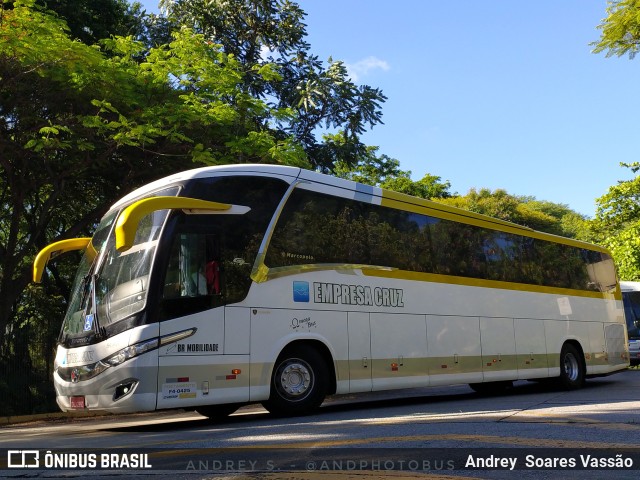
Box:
[262,345,329,416]
[558,343,585,390]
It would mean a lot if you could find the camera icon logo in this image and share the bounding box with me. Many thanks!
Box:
[7,450,40,468]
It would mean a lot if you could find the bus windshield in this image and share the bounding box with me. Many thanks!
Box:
[60,211,117,338]
[60,188,177,340]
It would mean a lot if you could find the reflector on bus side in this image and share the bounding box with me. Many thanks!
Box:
[32,238,93,283]
[114,196,233,252]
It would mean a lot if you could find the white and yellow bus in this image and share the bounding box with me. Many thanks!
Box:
[33,165,629,418]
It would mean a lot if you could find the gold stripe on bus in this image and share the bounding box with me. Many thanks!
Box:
[381,191,531,231]
[252,260,618,299]
[361,268,618,300]
[337,351,618,381]
[251,257,270,283]
[254,263,394,283]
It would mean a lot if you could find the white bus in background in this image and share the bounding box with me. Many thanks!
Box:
[620,281,640,366]
[33,165,629,418]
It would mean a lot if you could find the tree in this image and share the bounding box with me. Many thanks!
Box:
[434,188,588,238]
[591,1,640,278]
[592,0,640,58]
[160,0,387,171]
[35,0,140,44]
[590,163,640,280]
[36,1,174,52]
[333,145,452,199]
[520,198,591,240]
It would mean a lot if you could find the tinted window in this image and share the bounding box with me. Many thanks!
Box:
[159,176,289,319]
[266,188,611,292]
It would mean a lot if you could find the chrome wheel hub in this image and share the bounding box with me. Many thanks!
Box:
[279,361,312,397]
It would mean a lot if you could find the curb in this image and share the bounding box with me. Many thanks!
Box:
[0,410,113,427]
[0,409,197,428]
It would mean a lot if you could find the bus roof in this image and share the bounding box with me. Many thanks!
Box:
[111,165,302,210]
[621,281,640,291]
[110,164,607,254]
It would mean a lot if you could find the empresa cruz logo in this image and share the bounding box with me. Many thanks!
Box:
[293,281,404,308]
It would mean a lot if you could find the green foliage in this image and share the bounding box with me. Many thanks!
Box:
[592,0,640,58]
[381,174,452,199]
[334,145,452,199]
[590,163,640,280]
[161,0,387,171]
[334,147,404,184]
[599,224,640,280]
[594,163,640,230]
[435,188,588,238]
[440,189,520,222]
[85,27,308,165]
[34,0,140,45]
[592,1,640,278]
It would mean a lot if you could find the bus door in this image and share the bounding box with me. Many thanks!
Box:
[156,231,242,409]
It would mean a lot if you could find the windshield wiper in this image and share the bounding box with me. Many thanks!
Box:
[80,273,104,339]
[89,273,105,339]
[86,245,112,339]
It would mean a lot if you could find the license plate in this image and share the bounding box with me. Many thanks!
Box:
[70,396,85,409]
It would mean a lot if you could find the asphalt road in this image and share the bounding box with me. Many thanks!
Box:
[2,368,640,479]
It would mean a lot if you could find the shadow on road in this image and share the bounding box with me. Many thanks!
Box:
[103,372,630,433]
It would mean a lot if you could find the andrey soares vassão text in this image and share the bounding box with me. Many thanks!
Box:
[465,453,634,470]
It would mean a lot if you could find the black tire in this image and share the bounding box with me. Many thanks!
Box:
[469,380,513,395]
[558,343,585,390]
[262,345,329,416]
[196,403,241,421]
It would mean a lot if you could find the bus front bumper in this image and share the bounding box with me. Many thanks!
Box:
[54,356,157,413]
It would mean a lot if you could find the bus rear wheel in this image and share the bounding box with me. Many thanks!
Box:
[262,345,328,416]
[558,343,585,390]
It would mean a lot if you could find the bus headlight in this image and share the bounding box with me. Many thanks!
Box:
[105,338,159,367]
[56,328,197,382]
